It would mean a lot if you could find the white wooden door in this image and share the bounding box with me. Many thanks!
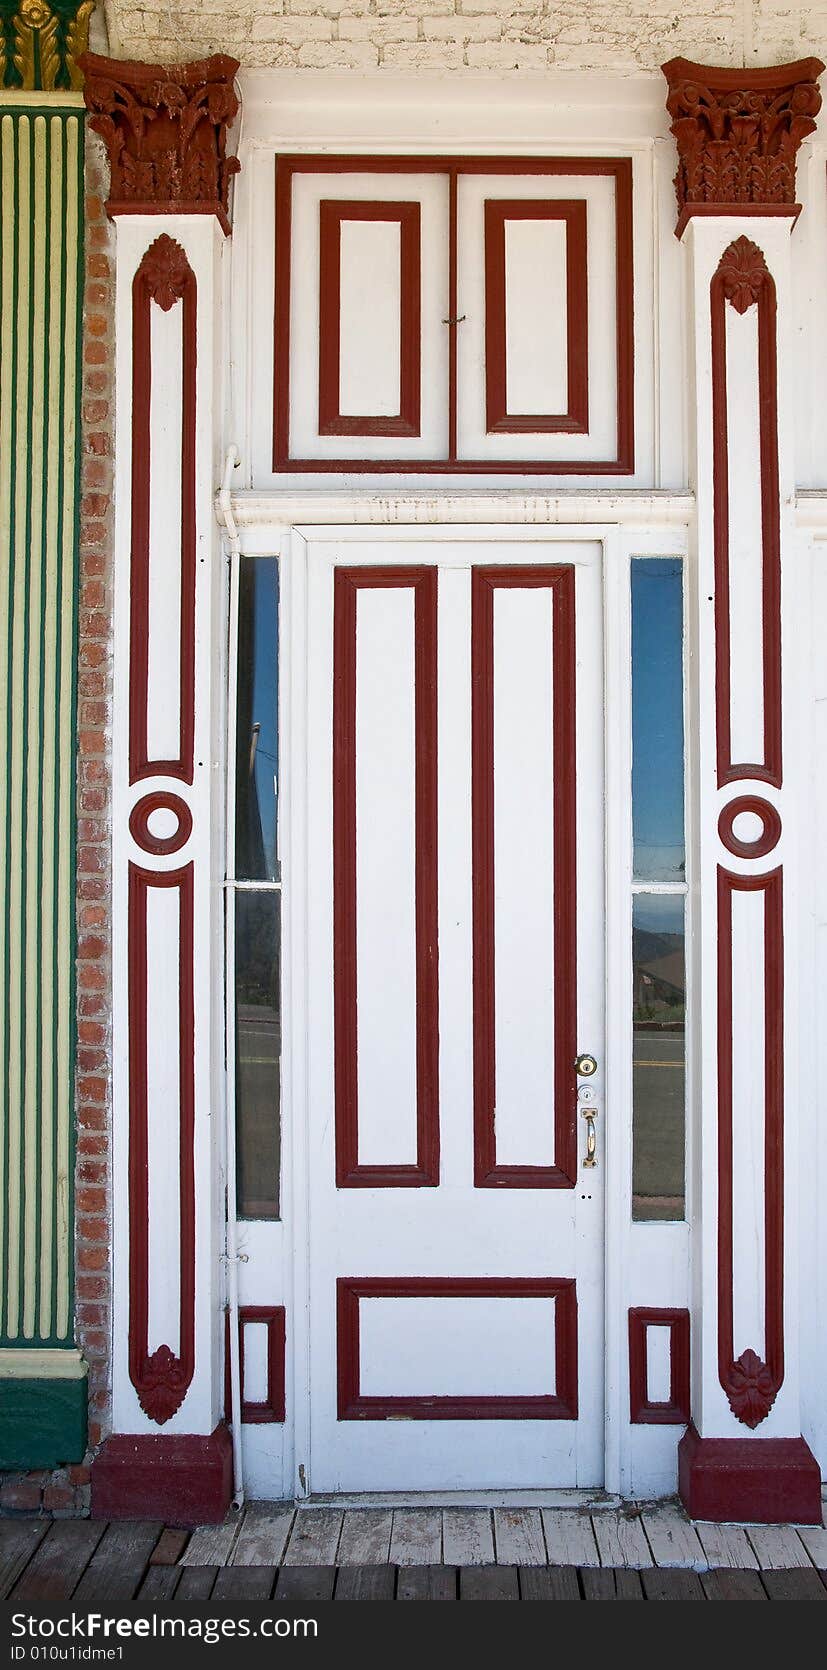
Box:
[303,532,605,1491]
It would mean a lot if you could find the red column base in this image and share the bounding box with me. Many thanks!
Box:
[678,1422,822,1524]
[91,1422,233,1525]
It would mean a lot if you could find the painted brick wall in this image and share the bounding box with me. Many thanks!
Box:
[101,0,827,71]
[75,130,115,1473]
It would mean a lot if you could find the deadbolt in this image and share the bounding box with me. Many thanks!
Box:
[574,1053,598,1077]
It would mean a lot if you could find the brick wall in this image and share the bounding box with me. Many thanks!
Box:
[101,0,827,71]
[74,130,116,1477]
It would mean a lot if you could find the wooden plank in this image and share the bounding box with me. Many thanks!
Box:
[0,1521,49,1601]
[180,1522,239,1566]
[150,1527,189,1566]
[389,1509,442,1567]
[798,1526,827,1567]
[283,1509,342,1567]
[442,1509,494,1567]
[396,1566,456,1600]
[615,1570,645,1599]
[581,1568,643,1600]
[73,1521,164,1605]
[541,1509,600,1568]
[493,1508,545,1566]
[176,1566,218,1601]
[337,1510,393,1566]
[591,1510,653,1570]
[136,1565,183,1603]
[335,1566,396,1600]
[231,1505,295,1567]
[700,1568,767,1600]
[580,1568,619,1600]
[276,1566,337,1602]
[212,1565,277,1601]
[641,1507,708,1571]
[460,1565,519,1600]
[641,1568,706,1600]
[761,1568,827,1601]
[9,1520,105,1604]
[520,1566,580,1600]
[747,1524,811,1570]
[695,1522,759,1570]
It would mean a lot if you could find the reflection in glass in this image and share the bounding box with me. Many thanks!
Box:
[235,891,281,1219]
[235,559,279,882]
[632,893,685,1222]
[631,559,685,882]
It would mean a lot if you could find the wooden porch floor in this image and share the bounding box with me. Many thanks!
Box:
[3,1500,827,1602]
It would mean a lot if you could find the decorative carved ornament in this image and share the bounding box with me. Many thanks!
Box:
[138,232,192,312]
[716,234,770,314]
[79,50,240,235]
[662,56,824,236]
[724,1348,778,1429]
[0,0,94,90]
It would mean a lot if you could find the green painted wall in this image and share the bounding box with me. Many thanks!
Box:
[0,100,85,1467]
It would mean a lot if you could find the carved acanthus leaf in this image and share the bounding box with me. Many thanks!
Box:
[716,235,770,314]
[136,1343,189,1425]
[138,233,192,312]
[725,1348,778,1428]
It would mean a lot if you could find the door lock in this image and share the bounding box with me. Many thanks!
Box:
[574,1053,598,1077]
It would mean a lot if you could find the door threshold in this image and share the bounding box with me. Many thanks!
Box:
[302,1488,621,1509]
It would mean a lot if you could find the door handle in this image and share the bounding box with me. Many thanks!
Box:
[580,1105,598,1169]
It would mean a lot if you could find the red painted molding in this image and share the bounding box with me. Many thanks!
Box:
[224,1306,286,1424]
[80,52,241,234]
[717,866,784,1427]
[91,1425,233,1526]
[318,200,421,437]
[678,1423,822,1525]
[333,567,439,1187]
[472,567,577,1188]
[484,200,588,435]
[337,1276,578,1420]
[661,57,823,237]
[273,155,634,474]
[129,791,193,857]
[628,1307,690,1425]
[130,236,197,786]
[718,795,782,860]
[128,863,196,1425]
[711,238,782,790]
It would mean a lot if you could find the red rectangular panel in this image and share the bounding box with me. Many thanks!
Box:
[273,155,634,474]
[318,200,421,438]
[337,1276,578,1420]
[628,1307,690,1424]
[484,199,588,434]
[333,567,439,1187]
[224,1305,286,1424]
[472,566,577,1188]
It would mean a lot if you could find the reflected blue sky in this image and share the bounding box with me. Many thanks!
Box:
[631,559,685,883]
[236,559,279,881]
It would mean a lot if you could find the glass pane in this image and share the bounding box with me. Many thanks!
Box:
[631,558,685,882]
[632,893,686,1222]
[235,558,279,881]
[235,891,281,1219]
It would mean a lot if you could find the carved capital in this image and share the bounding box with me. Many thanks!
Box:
[79,50,241,235]
[662,56,824,235]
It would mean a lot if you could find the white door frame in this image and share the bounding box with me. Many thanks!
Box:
[232,501,692,1499]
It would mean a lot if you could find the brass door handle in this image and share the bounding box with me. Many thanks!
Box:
[581,1106,598,1169]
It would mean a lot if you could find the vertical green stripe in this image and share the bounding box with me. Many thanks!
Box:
[0,106,83,1349]
[0,115,15,1337]
[56,113,80,1341]
[38,114,62,1342]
